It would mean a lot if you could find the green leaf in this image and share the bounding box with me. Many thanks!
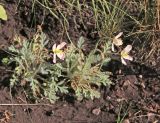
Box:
[77,36,85,48]
[102,57,111,66]
[0,5,7,20]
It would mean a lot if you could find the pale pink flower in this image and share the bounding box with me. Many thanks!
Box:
[112,32,123,51]
[121,45,133,65]
[52,42,66,63]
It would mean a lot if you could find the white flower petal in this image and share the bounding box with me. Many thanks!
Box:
[121,57,127,65]
[52,44,57,51]
[53,53,57,63]
[124,55,133,61]
[115,32,123,39]
[57,52,65,60]
[57,42,67,49]
[113,39,123,46]
[111,43,115,52]
[123,45,132,53]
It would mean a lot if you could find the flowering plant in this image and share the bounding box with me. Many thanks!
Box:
[5,30,133,102]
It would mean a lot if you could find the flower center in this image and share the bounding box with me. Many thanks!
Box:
[53,49,63,54]
[121,51,128,57]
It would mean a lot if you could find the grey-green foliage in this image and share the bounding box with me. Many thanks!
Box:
[8,32,68,102]
[64,36,112,100]
[8,33,48,87]
[42,63,68,103]
[6,32,112,102]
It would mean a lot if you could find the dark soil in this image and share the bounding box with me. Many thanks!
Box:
[0,0,159,123]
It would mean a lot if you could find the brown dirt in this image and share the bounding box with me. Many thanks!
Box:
[0,0,159,123]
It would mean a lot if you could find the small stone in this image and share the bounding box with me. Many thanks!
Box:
[139,75,143,78]
[92,107,101,115]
